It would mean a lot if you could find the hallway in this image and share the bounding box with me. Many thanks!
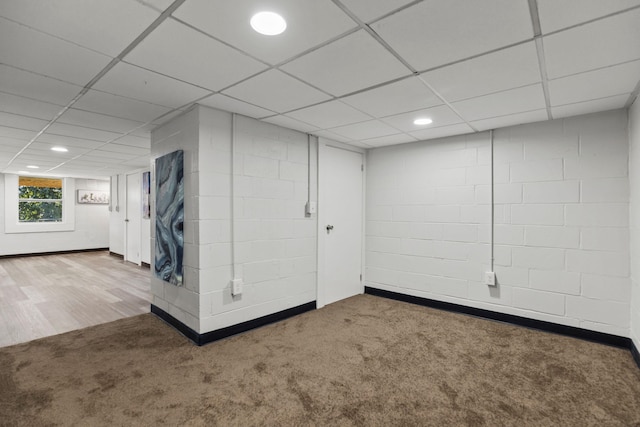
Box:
[0,251,151,347]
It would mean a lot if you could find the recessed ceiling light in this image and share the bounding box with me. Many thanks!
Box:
[18,171,30,174]
[250,11,287,35]
[26,165,39,169]
[413,118,433,126]
[51,146,68,152]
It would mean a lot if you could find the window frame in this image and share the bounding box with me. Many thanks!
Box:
[4,174,75,233]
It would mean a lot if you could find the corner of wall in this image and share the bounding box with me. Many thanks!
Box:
[628,99,640,350]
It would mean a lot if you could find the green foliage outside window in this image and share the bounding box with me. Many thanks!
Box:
[18,184,63,223]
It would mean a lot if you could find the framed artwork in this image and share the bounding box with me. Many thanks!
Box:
[154,150,184,286]
[77,189,109,204]
[142,171,150,219]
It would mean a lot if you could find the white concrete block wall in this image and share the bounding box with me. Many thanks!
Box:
[197,107,317,334]
[366,133,491,306]
[150,106,200,332]
[494,109,630,336]
[629,100,640,350]
[366,109,632,337]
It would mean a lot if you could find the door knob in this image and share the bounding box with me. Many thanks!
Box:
[124,219,129,222]
[326,224,334,233]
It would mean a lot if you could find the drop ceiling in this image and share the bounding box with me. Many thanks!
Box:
[0,0,639,179]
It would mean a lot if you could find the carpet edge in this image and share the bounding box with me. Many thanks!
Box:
[631,340,640,370]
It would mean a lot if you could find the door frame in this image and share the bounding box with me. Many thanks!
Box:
[316,138,366,308]
[124,171,142,266]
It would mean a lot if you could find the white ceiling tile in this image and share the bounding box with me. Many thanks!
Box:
[85,150,137,161]
[372,0,533,71]
[537,0,640,33]
[453,84,546,121]
[339,0,416,23]
[0,111,48,131]
[0,137,29,150]
[0,65,81,106]
[111,134,150,149]
[93,62,211,108]
[0,126,37,140]
[37,133,105,149]
[11,159,60,169]
[260,115,320,134]
[329,119,399,140]
[551,95,629,119]
[345,141,373,149]
[119,156,151,167]
[422,42,541,102]
[222,69,331,113]
[382,105,463,132]
[361,133,418,147]
[138,0,174,12]
[26,142,90,156]
[286,100,371,129]
[126,20,267,92]
[548,60,640,106]
[74,90,173,123]
[470,109,548,132]
[99,143,148,156]
[0,0,161,57]
[199,94,275,119]
[46,123,122,142]
[409,123,475,141]
[0,92,63,121]
[173,0,356,65]
[281,30,409,96]
[0,17,111,85]
[342,76,442,118]
[151,109,187,126]
[58,109,144,134]
[313,130,353,143]
[544,9,640,78]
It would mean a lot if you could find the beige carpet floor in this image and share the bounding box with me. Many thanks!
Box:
[1,294,639,426]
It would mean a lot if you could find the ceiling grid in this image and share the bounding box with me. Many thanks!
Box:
[0,0,637,178]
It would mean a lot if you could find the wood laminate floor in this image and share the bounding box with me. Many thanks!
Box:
[0,251,151,348]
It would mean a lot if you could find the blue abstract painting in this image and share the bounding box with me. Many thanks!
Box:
[155,150,184,286]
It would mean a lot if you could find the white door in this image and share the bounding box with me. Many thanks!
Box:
[125,173,141,265]
[320,145,363,306]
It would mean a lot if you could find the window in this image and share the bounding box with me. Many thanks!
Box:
[18,176,63,223]
[4,174,75,233]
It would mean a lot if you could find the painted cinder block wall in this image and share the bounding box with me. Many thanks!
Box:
[150,105,317,334]
[629,100,640,350]
[366,109,631,337]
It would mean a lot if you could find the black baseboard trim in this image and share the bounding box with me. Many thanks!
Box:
[0,247,109,259]
[631,340,640,370]
[109,251,124,260]
[151,301,317,346]
[141,262,151,269]
[365,287,632,350]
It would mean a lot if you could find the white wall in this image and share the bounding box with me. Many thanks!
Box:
[366,109,631,337]
[150,105,317,334]
[109,174,125,255]
[108,171,151,265]
[0,174,110,256]
[150,106,201,331]
[629,100,640,350]
[197,108,317,333]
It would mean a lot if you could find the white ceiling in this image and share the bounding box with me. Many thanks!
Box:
[0,0,639,179]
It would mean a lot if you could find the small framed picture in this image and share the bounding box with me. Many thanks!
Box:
[77,189,109,204]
